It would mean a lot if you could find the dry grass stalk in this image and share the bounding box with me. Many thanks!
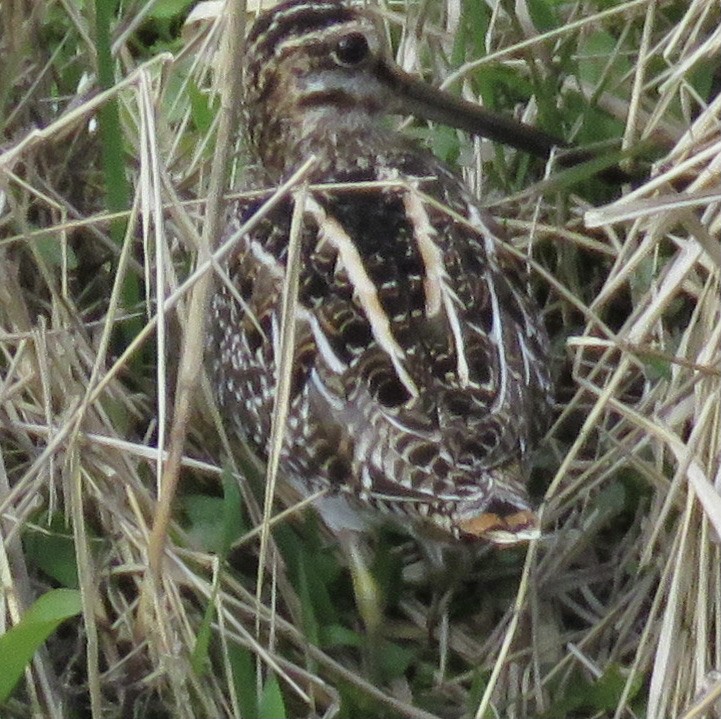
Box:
[0,1,719,717]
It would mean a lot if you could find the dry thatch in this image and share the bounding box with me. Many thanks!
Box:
[1,1,719,717]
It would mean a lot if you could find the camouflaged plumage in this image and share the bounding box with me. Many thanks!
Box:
[209,0,553,542]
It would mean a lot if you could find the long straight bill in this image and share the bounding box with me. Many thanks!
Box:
[378,60,631,183]
[378,60,568,159]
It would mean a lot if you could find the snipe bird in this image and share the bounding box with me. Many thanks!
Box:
[210,0,558,547]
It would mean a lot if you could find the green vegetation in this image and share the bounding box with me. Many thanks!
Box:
[1,0,719,717]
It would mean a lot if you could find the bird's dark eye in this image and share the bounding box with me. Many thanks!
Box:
[332,32,370,67]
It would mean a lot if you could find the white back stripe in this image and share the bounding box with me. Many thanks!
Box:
[304,196,419,398]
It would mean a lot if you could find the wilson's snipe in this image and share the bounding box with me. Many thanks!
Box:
[210,0,560,546]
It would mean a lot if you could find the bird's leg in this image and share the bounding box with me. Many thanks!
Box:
[425,581,453,683]
[338,530,389,679]
[341,530,384,635]
[414,538,475,673]
[422,541,453,639]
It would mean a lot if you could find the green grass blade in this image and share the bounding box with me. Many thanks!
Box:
[259,672,286,719]
[93,0,141,339]
[0,589,82,703]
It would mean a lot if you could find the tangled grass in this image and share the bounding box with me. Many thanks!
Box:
[1,0,719,717]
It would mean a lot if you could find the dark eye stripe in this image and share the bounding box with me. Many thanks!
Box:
[296,89,383,114]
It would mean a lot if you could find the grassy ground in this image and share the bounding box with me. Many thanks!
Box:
[1,0,720,717]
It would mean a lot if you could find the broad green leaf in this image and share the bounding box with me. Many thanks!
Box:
[188,81,218,134]
[181,492,245,555]
[190,597,214,676]
[220,468,244,557]
[527,0,559,32]
[34,233,78,270]
[259,673,286,719]
[229,644,258,719]
[377,640,416,680]
[190,471,244,674]
[23,515,79,588]
[147,0,196,20]
[458,0,490,61]
[577,30,631,91]
[297,557,321,646]
[642,354,672,381]
[586,664,639,710]
[320,623,363,649]
[182,495,228,552]
[0,589,82,703]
